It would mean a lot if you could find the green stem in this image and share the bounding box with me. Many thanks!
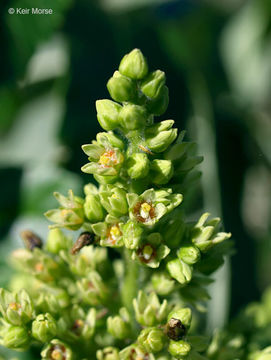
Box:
[121,249,138,313]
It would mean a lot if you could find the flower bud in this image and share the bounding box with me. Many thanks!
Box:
[41,339,73,360]
[107,308,131,340]
[119,104,149,131]
[121,220,143,249]
[141,70,166,99]
[167,258,193,285]
[45,190,84,231]
[3,326,30,350]
[191,213,231,253]
[127,153,150,179]
[138,327,165,353]
[84,194,105,222]
[96,131,125,150]
[133,291,168,327]
[145,120,177,153]
[150,159,173,185]
[32,313,57,342]
[97,347,120,360]
[107,71,137,103]
[46,229,72,254]
[0,288,33,326]
[99,185,128,217]
[119,344,155,360]
[177,245,201,265]
[96,99,122,131]
[20,230,42,251]
[119,49,148,80]
[146,85,169,115]
[168,340,191,359]
[151,273,175,295]
[77,271,108,306]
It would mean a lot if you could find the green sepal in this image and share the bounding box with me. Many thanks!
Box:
[119,48,148,80]
[107,71,137,103]
[96,99,122,131]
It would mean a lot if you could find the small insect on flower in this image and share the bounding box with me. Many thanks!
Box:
[20,230,43,251]
[71,232,95,255]
[166,318,187,341]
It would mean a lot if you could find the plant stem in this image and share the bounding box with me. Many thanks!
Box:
[121,249,138,313]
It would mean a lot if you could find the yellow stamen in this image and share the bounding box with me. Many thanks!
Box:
[9,302,21,311]
[110,226,121,238]
[141,202,151,213]
[51,350,63,360]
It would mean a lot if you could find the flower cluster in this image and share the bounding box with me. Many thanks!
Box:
[0,49,239,360]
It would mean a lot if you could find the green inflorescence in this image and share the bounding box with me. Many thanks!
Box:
[0,49,269,360]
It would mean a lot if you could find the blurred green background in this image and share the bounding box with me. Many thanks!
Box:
[0,0,270,354]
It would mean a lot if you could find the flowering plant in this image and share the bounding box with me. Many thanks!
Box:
[0,49,270,360]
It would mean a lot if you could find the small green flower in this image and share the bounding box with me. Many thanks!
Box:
[35,285,70,315]
[92,215,124,248]
[58,305,96,341]
[99,184,128,217]
[107,71,137,103]
[46,229,73,254]
[151,273,175,295]
[150,159,173,185]
[127,188,182,227]
[191,213,231,252]
[44,190,84,231]
[96,99,122,131]
[119,48,148,80]
[76,271,108,306]
[0,289,33,326]
[2,325,30,350]
[127,153,150,179]
[146,85,169,116]
[145,120,177,153]
[11,247,60,282]
[140,70,166,99]
[133,290,169,327]
[177,245,201,265]
[107,307,131,340]
[138,327,165,353]
[41,339,73,360]
[61,244,107,276]
[168,340,191,359]
[131,233,170,268]
[119,344,155,360]
[84,193,105,223]
[32,313,57,342]
[167,258,193,285]
[120,220,143,250]
[119,104,150,131]
[97,347,120,360]
[81,132,125,178]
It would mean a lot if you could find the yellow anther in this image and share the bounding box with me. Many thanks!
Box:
[111,194,118,199]
[110,226,121,237]
[9,302,20,311]
[143,245,153,260]
[51,350,63,360]
[141,202,151,213]
[99,154,111,165]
